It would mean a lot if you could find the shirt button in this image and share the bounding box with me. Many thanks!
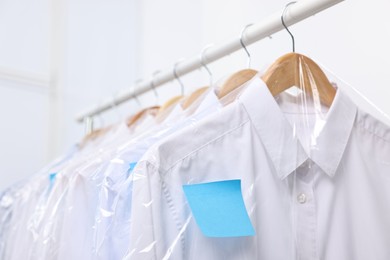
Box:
[297,193,307,204]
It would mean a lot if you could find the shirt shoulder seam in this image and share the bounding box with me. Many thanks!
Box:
[355,118,390,143]
[162,119,250,174]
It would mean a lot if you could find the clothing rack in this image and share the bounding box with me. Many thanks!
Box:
[75,0,344,123]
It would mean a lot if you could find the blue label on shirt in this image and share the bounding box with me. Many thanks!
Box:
[49,172,57,183]
[183,179,255,238]
[126,162,137,178]
[49,173,57,189]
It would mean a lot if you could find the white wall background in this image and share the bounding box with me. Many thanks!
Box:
[1,0,389,190]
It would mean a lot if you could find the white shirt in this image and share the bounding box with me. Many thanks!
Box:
[55,122,143,260]
[0,183,25,260]
[42,111,158,260]
[27,126,129,260]
[27,122,133,260]
[93,89,222,259]
[128,77,390,260]
[2,144,78,260]
[0,189,12,258]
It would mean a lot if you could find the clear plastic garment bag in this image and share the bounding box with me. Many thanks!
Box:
[126,51,390,259]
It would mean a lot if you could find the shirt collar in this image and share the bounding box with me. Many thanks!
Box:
[240,77,357,179]
[164,103,185,124]
[192,88,222,114]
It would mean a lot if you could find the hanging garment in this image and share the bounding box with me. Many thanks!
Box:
[127,77,390,260]
[90,88,222,260]
[1,76,389,260]
[27,88,222,260]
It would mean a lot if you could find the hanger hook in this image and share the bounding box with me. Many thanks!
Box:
[281,1,297,53]
[199,44,213,86]
[150,71,160,105]
[173,61,185,95]
[240,23,253,68]
[84,116,94,135]
[133,79,142,108]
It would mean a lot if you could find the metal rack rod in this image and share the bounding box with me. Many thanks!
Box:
[76,0,344,122]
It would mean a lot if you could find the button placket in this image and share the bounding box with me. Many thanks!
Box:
[294,172,318,260]
[297,193,307,204]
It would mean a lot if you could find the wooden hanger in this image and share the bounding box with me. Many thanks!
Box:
[261,52,336,107]
[79,125,113,149]
[127,106,160,127]
[217,24,259,99]
[181,86,209,110]
[217,69,258,99]
[155,95,184,122]
[184,45,213,108]
[158,95,184,114]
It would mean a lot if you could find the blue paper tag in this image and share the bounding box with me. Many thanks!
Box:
[183,179,255,238]
[127,162,137,178]
[49,173,57,189]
